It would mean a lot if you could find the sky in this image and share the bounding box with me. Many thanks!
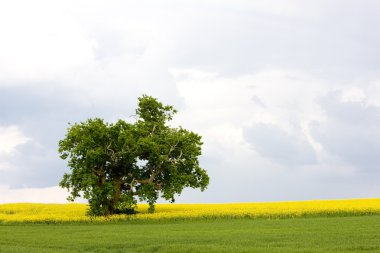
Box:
[1,0,380,203]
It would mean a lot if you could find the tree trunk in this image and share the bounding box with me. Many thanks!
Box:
[112,177,122,212]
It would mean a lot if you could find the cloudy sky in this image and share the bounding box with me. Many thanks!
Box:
[1,0,380,203]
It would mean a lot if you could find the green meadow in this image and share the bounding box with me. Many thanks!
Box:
[1,216,379,253]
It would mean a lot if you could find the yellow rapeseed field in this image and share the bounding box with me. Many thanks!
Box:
[0,199,379,223]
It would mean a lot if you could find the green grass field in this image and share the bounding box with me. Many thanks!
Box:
[1,216,379,253]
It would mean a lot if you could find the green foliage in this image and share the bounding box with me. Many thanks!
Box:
[59,95,209,216]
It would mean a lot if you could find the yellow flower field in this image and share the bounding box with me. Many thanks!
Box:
[0,198,379,223]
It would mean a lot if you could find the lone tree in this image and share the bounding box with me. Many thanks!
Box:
[58,95,209,215]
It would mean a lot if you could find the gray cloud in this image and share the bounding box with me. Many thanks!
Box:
[163,1,380,80]
[251,95,266,108]
[311,92,380,173]
[0,141,65,188]
[243,123,317,167]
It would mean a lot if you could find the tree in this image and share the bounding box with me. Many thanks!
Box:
[58,95,209,215]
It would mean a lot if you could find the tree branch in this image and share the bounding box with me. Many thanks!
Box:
[149,124,157,137]
[138,138,181,184]
[137,167,157,184]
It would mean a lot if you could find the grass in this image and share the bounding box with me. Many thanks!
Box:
[1,216,380,252]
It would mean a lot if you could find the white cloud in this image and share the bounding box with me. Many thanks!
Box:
[172,68,328,134]
[0,184,85,204]
[0,126,30,154]
[0,1,97,83]
[197,0,325,19]
[0,162,14,172]
[340,87,366,103]
[364,79,380,107]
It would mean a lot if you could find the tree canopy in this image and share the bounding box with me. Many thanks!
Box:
[58,95,209,215]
